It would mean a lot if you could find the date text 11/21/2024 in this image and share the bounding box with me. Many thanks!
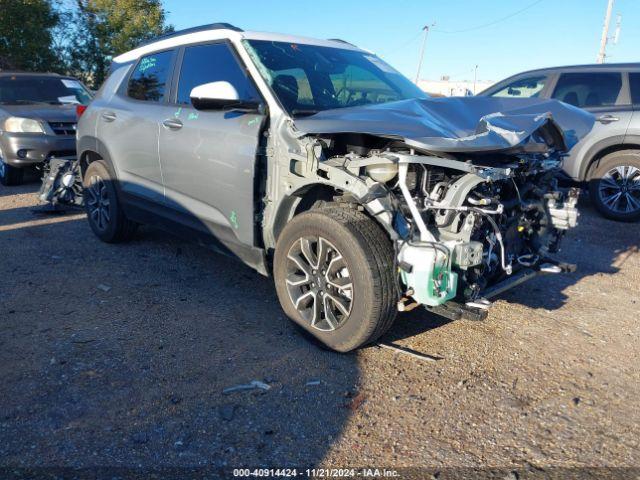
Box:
[232,468,400,478]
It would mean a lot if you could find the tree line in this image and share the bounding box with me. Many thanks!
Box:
[0,0,173,88]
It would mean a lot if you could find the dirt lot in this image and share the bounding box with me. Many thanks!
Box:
[1,180,639,476]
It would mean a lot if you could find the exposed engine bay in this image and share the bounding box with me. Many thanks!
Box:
[318,142,579,315]
[267,97,594,320]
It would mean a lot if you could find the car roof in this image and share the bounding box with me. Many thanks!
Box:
[505,62,640,77]
[113,23,364,63]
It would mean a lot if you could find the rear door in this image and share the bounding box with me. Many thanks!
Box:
[158,41,265,247]
[97,49,177,203]
[551,71,633,180]
[627,72,640,143]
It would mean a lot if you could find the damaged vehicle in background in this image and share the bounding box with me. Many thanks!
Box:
[0,72,92,186]
[76,24,594,352]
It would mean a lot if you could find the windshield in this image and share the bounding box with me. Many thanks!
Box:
[244,40,427,116]
[0,76,92,106]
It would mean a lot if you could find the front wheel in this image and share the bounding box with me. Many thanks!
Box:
[0,154,24,186]
[589,150,640,222]
[273,206,397,352]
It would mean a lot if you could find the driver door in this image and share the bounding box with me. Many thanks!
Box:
[158,41,265,248]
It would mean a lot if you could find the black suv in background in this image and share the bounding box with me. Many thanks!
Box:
[0,72,92,185]
[480,64,640,221]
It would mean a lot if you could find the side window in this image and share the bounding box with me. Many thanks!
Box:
[490,76,547,98]
[176,43,259,105]
[552,72,622,108]
[630,72,640,105]
[127,50,174,102]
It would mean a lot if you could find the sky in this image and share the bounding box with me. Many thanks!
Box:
[162,0,639,84]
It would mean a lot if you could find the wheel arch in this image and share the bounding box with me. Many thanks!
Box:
[581,141,640,181]
[271,183,340,245]
[79,150,102,177]
[77,136,118,180]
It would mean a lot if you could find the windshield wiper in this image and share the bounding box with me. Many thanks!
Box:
[291,108,321,117]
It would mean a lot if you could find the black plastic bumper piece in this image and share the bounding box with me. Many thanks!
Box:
[426,302,489,322]
[427,259,577,322]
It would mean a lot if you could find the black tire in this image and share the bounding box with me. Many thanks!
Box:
[83,160,137,242]
[274,206,396,352]
[588,150,640,222]
[0,156,24,186]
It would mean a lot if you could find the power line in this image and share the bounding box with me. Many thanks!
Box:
[378,30,424,56]
[379,0,546,57]
[434,0,546,34]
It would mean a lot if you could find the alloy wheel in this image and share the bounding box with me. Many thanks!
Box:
[598,165,640,215]
[86,175,111,231]
[285,236,353,331]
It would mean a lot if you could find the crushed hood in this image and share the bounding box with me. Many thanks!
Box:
[293,97,595,154]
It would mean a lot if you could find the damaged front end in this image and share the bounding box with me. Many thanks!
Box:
[355,149,579,318]
[268,97,593,321]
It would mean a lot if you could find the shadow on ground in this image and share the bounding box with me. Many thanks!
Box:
[0,198,360,469]
[496,198,640,311]
[0,170,41,198]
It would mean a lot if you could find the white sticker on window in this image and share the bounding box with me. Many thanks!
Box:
[364,55,396,73]
[58,95,79,104]
[61,79,82,89]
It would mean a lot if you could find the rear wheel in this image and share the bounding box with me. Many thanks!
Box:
[274,206,397,352]
[0,153,24,186]
[589,150,640,222]
[83,160,137,242]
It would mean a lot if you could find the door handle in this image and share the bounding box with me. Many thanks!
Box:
[162,119,183,130]
[597,114,619,124]
[101,111,117,122]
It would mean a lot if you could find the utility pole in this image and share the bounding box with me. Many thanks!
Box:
[414,23,435,85]
[473,64,479,95]
[597,0,615,63]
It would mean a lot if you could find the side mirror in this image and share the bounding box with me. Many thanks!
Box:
[189,81,261,112]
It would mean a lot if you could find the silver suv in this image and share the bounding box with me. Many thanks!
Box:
[77,24,592,351]
[480,64,640,222]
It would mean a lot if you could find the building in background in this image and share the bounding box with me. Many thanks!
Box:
[418,76,495,97]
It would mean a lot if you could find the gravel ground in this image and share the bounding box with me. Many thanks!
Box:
[0,181,639,476]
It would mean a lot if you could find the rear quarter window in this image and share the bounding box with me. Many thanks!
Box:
[127,50,174,102]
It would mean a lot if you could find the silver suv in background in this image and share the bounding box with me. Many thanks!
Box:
[76,24,592,351]
[0,72,92,185]
[480,64,640,222]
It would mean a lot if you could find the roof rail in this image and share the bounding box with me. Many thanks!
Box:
[327,38,356,47]
[139,23,243,47]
